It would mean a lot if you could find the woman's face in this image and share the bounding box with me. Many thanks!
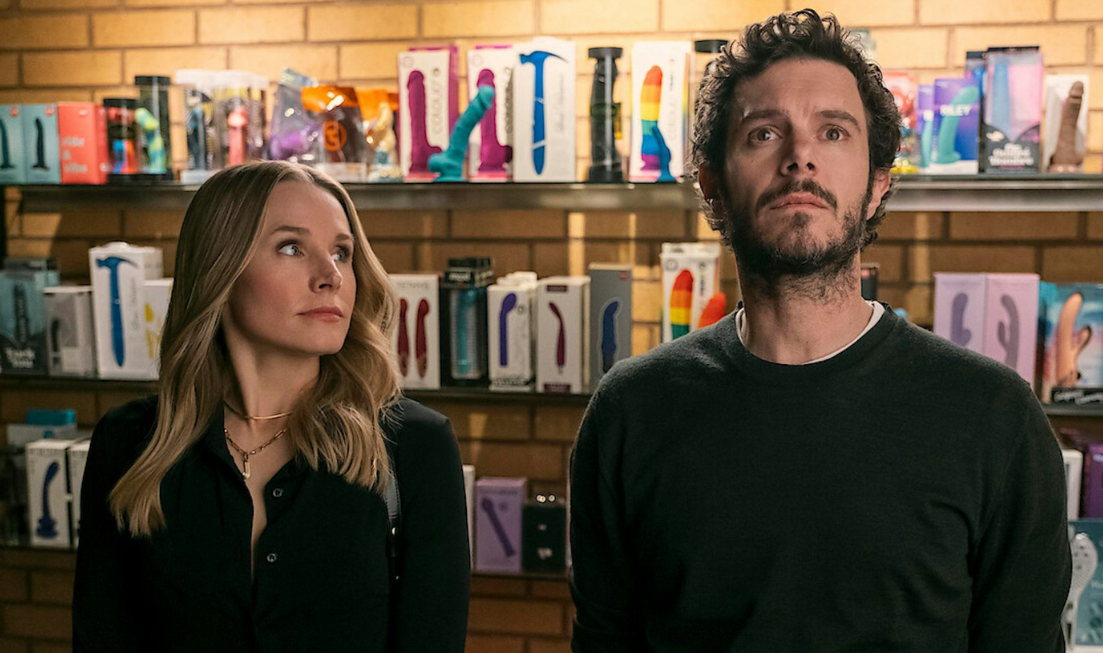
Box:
[224,181,358,360]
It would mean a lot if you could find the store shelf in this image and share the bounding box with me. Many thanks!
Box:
[7,174,1103,214]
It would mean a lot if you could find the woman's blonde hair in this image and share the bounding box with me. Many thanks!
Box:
[110,161,400,537]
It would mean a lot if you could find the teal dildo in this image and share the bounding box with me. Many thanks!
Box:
[428,85,495,182]
[135,107,166,174]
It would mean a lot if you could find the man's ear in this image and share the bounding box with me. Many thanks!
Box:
[866,169,891,221]
[698,165,720,206]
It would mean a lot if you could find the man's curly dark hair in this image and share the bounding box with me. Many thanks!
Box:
[691,9,901,249]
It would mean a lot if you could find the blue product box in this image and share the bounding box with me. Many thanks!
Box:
[0,105,26,184]
[1069,520,1103,648]
[928,77,980,175]
[0,267,59,375]
[983,47,1043,173]
[22,104,61,184]
[1041,283,1103,406]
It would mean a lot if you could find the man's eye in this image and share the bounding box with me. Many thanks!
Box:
[825,127,846,141]
[751,129,776,142]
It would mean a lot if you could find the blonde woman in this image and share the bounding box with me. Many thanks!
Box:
[73,161,470,652]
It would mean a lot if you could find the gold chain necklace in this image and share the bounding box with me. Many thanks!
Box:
[224,428,287,480]
[224,401,293,422]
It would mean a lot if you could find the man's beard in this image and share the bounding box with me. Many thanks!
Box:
[727,178,873,288]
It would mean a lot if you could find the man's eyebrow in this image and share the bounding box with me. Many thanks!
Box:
[819,109,861,129]
[738,108,787,125]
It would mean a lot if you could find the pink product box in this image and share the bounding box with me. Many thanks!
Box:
[980,274,1039,387]
[475,477,526,574]
[933,273,986,355]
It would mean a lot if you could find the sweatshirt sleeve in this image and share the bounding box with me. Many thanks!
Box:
[569,383,647,653]
[967,389,1072,653]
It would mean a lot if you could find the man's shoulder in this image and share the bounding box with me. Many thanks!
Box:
[597,319,734,399]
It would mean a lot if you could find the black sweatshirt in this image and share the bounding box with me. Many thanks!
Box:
[570,307,1071,653]
[73,396,470,653]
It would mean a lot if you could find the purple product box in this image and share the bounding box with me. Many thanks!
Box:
[928,77,980,174]
[1081,443,1103,518]
[475,477,526,573]
[933,273,986,355]
[981,273,1039,388]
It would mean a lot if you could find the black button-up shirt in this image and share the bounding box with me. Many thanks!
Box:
[74,396,470,653]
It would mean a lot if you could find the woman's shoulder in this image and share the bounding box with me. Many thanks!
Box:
[93,395,159,452]
[381,397,458,462]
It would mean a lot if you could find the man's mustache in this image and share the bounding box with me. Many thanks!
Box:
[755,180,838,213]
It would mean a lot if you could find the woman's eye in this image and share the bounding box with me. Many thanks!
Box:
[278,243,301,257]
[333,247,352,262]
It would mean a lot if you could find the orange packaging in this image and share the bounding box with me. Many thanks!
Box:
[58,102,109,184]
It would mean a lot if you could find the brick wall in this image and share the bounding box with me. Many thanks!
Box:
[2,0,1103,651]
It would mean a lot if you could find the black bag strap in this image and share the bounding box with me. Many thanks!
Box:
[384,440,401,588]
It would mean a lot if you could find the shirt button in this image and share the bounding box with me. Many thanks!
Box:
[266,553,278,563]
[272,488,284,498]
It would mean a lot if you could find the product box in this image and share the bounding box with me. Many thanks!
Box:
[44,286,96,377]
[980,274,1039,387]
[67,439,90,547]
[982,47,1043,173]
[467,46,515,182]
[522,494,567,572]
[629,42,691,183]
[7,421,78,449]
[142,279,172,380]
[537,276,590,394]
[1040,283,1103,405]
[589,264,632,389]
[916,84,934,171]
[389,274,441,390]
[933,273,987,355]
[488,272,537,391]
[927,78,980,175]
[0,263,59,375]
[89,243,164,380]
[513,37,576,182]
[883,70,919,173]
[0,105,26,184]
[1067,519,1103,649]
[441,259,494,386]
[58,102,109,185]
[475,477,526,574]
[1066,448,1085,520]
[398,46,459,181]
[660,242,721,343]
[27,439,76,548]
[1044,74,1089,173]
[463,464,475,562]
[21,104,61,184]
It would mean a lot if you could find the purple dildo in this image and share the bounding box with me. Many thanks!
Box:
[408,71,442,174]
[477,69,512,173]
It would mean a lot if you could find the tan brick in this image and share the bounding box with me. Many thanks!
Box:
[920,0,1049,24]
[633,279,662,322]
[465,634,525,653]
[878,211,944,240]
[0,639,28,653]
[534,242,569,277]
[0,54,16,88]
[307,5,417,42]
[432,402,531,440]
[1089,111,1103,152]
[24,51,122,87]
[200,7,303,44]
[459,441,565,480]
[121,211,183,239]
[0,390,98,426]
[97,391,152,417]
[569,240,653,276]
[357,210,447,239]
[229,44,336,82]
[49,239,100,281]
[528,640,572,653]
[1089,212,1103,239]
[662,0,784,32]
[23,211,122,239]
[862,244,903,282]
[543,0,658,35]
[696,212,721,240]
[949,212,1079,241]
[1096,32,1103,64]
[0,568,28,602]
[5,239,53,260]
[532,579,571,599]
[0,16,89,51]
[424,242,530,275]
[469,598,564,635]
[1092,71,1103,111]
[909,245,1036,282]
[91,86,139,104]
[872,28,949,69]
[2,604,70,640]
[904,284,933,325]
[632,323,659,355]
[719,246,738,281]
[94,10,195,47]
[1056,0,1103,20]
[1042,246,1103,283]
[451,210,566,239]
[952,26,1088,66]
[21,0,114,7]
[0,550,76,571]
[534,405,585,441]
[339,42,410,81]
[470,576,528,597]
[423,1,535,38]
[124,47,225,80]
[30,571,74,606]
[366,241,414,274]
[568,210,687,240]
[1087,153,1103,173]
[808,0,916,26]
[30,643,71,653]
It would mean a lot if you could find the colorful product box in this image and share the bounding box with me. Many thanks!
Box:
[89,243,164,380]
[398,46,459,181]
[21,104,61,184]
[537,276,590,394]
[475,477,526,574]
[389,274,441,390]
[1068,519,1103,650]
[927,78,980,175]
[1065,448,1084,520]
[0,264,59,375]
[1040,283,1103,405]
[488,272,537,392]
[67,439,90,547]
[58,102,109,184]
[916,84,934,171]
[589,264,632,390]
[513,37,576,182]
[883,70,918,174]
[442,259,494,386]
[983,47,1043,173]
[1043,74,1089,173]
[629,42,691,183]
[44,286,96,377]
[142,279,172,380]
[0,105,26,184]
[27,439,76,548]
[467,46,515,182]
[660,242,721,343]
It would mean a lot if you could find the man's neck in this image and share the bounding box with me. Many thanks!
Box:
[738,260,873,365]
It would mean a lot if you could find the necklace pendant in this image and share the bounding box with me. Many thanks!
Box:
[242,455,251,480]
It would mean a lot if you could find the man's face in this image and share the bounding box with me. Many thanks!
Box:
[702,57,890,280]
